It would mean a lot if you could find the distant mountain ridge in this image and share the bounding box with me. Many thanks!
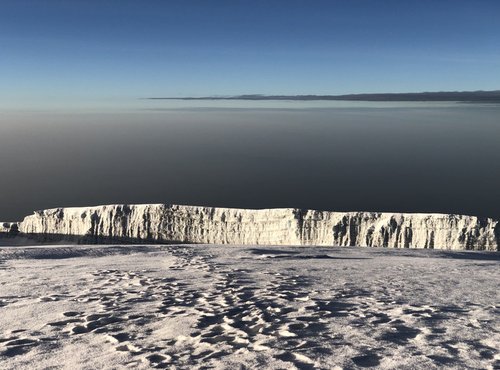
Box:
[147,90,500,102]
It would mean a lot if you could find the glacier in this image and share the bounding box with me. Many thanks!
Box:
[10,204,499,250]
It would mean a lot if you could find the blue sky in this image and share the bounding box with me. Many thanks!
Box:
[1,0,499,109]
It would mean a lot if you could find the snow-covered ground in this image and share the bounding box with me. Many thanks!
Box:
[0,245,498,369]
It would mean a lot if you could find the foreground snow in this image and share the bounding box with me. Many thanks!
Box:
[0,245,498,369]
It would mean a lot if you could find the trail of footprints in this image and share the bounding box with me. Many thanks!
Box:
[0,246,498,369]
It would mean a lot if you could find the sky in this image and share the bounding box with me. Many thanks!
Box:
[1,0,500,109]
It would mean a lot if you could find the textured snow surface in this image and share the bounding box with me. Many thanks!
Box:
[18,204,500,250]
[0,244,498,369]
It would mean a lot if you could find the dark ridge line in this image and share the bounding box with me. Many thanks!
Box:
[144,90,500,102]
[1,233,499,258]
[0,232,193,246]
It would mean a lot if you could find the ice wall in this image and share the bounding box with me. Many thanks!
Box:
[0,222,19,235]
[17,204,499,250]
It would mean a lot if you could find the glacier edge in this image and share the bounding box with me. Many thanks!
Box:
[11,204,500,251]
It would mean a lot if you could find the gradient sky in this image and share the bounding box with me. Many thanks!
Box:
[1,0,499,109]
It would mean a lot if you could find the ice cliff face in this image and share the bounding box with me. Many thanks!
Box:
[0,222,18,235]
[17,204,499,250]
